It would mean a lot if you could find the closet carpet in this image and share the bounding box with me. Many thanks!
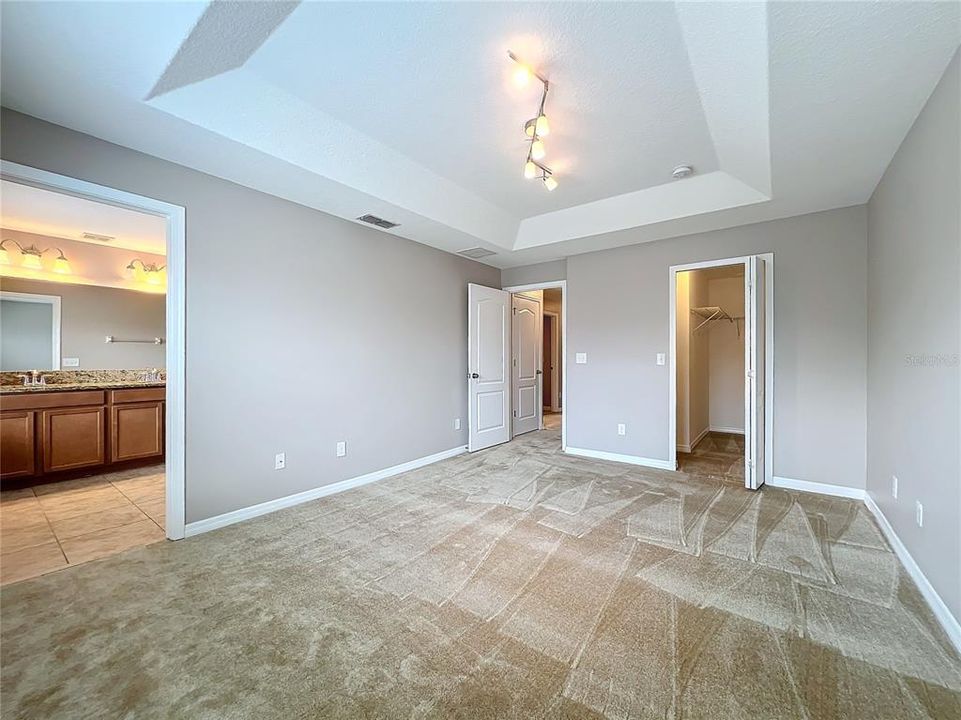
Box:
[2,427,959,719]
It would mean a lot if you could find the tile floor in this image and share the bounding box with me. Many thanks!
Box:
[0,466,166,585]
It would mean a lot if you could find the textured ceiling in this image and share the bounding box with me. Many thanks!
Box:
[1,1,958,267]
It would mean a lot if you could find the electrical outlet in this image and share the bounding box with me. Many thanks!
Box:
[454,418,461,430]
[62,357,80,367]
[575,352,588,364]
[274,452,286,470]
[656,353,666,366]
[617,423,626,436]
[336,441,347,458]
[916,501,923,528]
[891,475,898,499]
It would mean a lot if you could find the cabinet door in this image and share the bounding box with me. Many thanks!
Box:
[111,401,164,462]
[1,411,36,479]
[42,407,106,473]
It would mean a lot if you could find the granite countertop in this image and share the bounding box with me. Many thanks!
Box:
[0,381,166,395]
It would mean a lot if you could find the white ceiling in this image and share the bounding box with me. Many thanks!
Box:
[1,2,958,268]
[0,180,167,254]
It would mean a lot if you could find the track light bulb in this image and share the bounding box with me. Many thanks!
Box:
[535,114,550,137]
[531,139,545,160]
[544,176,558,191]
[513,65,532,87]
[524,161,537,179]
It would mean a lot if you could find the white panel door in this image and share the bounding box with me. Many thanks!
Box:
[745,256,767,489]
[468,283,511,452]
[511,293,541,436]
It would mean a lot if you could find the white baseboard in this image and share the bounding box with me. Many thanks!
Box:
[864,493,961,655]
[677,426,710,454]
[768,476,867,500]
[566,446,676,471]
[185,445,467,537]
[710,425,745,435]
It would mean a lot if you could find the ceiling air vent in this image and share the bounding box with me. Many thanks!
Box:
[81,232,116,242]
[456,247,496,259]
[356,214,399,230]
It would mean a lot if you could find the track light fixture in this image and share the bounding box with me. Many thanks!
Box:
[509,51,558,192]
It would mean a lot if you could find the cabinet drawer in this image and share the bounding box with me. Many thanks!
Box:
[110,387,165,405]
[41,407,106,473]
[1,411,36,478]
[111,401,164,462]
[2,390,105,412]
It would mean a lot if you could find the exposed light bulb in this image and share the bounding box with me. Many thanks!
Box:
[535,114,550,137]
[531,139,545,160]
[544,176,558,192]
[524,161,537,179]
[21,252,42,270]
[525,119,536,138]
[513,65,531,87]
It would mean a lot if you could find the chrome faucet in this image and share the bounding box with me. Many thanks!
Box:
[20,370,46,386]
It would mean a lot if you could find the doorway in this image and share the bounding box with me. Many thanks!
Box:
[467,280,566,452]
[0,161,186,559]
[669,255,773,489]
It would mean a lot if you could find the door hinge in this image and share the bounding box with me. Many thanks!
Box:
[746,370,756,378]
[513,410,517,417]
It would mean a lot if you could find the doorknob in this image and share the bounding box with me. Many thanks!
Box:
[470,372,480,379]
[536,370,543,375]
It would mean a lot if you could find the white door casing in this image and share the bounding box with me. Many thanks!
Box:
[468,283,511,452]
[511,293,541,436]
[745,256,767,489]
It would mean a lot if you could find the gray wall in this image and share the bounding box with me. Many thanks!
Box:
[564,206,868,488]
[0,110,500,523]
[0,297,54,370]
[502,259,566,287]
[2,277,165,369]
[867,51,960,620]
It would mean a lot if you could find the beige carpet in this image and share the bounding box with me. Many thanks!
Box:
[2,426,959,719]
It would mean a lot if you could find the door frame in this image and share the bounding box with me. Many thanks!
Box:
[543,310,561,412]
[668,254,773,486]
[1,160,187,540]
[503,280,567,451]
[0,290,62,370]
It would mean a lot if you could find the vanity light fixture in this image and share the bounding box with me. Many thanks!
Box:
[509,51,558,192]
[126,258,166,285]
[0,239,71,273]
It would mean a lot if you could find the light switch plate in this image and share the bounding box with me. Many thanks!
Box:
[916,501,923,527]
[656,353,666,366]
[617,423,626,436]
[575,352,588,364]
[62,357,80,367]
[892,475,898,499]
[274,452,286,470]
[454,418,461,430]
[336,441,347,458]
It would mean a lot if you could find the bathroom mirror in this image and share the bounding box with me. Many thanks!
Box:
[0,290,61,371]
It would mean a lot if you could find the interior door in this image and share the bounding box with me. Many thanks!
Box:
[745,256,767,489]
[468,283,511,451]
[511,293,541,436]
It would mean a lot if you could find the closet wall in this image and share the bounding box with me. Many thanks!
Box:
[707,274,745,432]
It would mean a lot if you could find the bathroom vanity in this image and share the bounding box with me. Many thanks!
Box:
[0,383,165,482]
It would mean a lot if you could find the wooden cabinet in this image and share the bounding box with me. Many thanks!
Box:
[42,406,106,472]
[0,411,36,478]
[0,386,164,483]
[111,401,164,462]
